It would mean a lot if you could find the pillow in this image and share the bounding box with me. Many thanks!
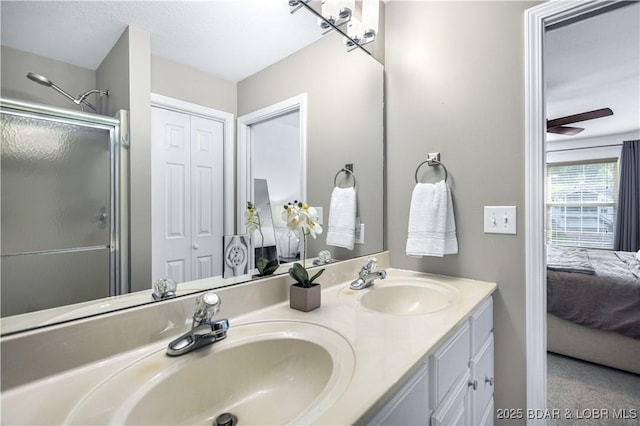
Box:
[636,249,640,262]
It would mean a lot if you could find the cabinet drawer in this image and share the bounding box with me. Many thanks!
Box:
[430,322,470,407]
[470,333,494,425]
[430,372,470,426]
[470,297,493,356]
[366,363,430,425]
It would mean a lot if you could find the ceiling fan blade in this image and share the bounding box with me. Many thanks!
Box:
[547,126,584,136]
[547,108,613,128]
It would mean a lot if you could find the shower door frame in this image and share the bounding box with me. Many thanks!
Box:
[1,97,128,297]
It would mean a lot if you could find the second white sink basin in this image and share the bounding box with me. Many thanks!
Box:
[66,321,355,425]
[359,277,459,315]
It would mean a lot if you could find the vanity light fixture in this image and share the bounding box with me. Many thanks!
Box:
[289,0,378,53]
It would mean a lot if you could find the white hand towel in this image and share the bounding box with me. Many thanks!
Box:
[406,180,458,257]
[326,186,357,250]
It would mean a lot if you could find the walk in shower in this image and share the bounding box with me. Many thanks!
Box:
[1,98,128,317]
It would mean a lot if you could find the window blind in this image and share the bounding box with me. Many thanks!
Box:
[545,160,618,249]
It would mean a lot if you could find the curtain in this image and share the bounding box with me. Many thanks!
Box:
[614,139,640,252]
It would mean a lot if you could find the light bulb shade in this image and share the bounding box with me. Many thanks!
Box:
[277,229,301,262]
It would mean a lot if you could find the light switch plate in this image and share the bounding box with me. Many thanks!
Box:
[355,223,365,244]
[314,207,323,225]
[484,206,517,235]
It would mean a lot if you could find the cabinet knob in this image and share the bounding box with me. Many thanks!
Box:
[468,380,478,390]
[485,377,494,386]
[193,243,200,250]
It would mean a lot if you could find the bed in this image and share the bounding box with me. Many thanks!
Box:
[546,246,640,374]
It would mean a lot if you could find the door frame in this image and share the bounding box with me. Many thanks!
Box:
[236,94,308,235]
[150,93,235,236]
[524,1,614,422]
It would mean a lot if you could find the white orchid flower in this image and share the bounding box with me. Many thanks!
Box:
[245,202,261,233]
[307,219,323,238]
[282,201,323,237]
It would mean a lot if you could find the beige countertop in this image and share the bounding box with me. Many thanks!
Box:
[1,265,496,425]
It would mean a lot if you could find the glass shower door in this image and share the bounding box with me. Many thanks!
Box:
[1,111,115,317]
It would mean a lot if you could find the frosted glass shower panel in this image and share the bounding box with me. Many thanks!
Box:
[1,113,112,253]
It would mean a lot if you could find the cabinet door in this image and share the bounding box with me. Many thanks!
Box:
[366,363,430,426]
[470,333,494,425]
[479,398,494,426]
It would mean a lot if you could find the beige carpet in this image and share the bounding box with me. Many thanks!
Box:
[546,352,640,426]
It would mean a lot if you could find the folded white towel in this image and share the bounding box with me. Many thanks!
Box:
[406,180,458,257]
[326,186,357,250]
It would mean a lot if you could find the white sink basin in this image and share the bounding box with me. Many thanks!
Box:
[66,321,355,425]
[359,277,459,315]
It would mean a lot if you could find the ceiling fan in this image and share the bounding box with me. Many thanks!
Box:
[546,107,613,136]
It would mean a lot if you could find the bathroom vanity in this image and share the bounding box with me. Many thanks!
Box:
[0,253,496,425]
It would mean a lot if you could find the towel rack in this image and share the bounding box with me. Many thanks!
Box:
[334,165,357,188]
[414,153,448,183]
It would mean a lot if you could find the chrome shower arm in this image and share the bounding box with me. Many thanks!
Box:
[75,89,110,112]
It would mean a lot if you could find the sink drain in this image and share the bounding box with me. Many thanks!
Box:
[214,412,238,426]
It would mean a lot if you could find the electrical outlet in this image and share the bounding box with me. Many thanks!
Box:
[355,223,365,244]
[484,206,517,235]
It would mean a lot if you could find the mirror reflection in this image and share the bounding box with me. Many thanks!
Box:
[0,0,384,335]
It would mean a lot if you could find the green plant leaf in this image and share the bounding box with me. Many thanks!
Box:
[257,257,279,276]
[296,263,309,281]
[289,262,310,287]
[263,259,279,275]
[308,268,325,284]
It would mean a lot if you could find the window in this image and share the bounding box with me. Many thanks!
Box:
[546,160,618,249]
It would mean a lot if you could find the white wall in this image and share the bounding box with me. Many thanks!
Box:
[150,55,237,115]
[546,130,639,163]
[238,33,384,261]
[1,45,96,110]
[385,2,539,421]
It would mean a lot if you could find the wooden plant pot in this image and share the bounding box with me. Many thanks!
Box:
[289,283,321,312]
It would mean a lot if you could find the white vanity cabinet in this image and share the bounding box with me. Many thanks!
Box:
[469,297,495,426]
[432,296,494,426]
[366,296,494,426]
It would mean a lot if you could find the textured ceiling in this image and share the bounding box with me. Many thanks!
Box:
[2,1,638,140]
[545,2,640,142]
[0,0,323,82]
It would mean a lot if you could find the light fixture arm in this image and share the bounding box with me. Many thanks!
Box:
[289,0,374,55]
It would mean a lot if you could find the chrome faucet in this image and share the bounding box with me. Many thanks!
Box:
[166,291,229,357]
[350,257,387,290]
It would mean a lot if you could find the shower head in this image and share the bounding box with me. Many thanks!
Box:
[26,72,53,87]
[25,71,108,112]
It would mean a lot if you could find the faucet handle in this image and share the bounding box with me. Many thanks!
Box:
[363,257,378,273]
[152,277,177,300]
[193,291,221,323]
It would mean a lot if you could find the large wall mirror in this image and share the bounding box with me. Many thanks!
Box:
[0,0,384,335]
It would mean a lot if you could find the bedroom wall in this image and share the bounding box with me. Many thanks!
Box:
[546,130,640,163]
[385,2,539,422]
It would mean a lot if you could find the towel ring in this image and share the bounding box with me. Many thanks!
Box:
[414,159,448,183]
[334,168,357,188]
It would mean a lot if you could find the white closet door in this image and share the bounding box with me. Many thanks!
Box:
[190,116,224,279]
[152,108,192,283]
[152,107,225,284]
